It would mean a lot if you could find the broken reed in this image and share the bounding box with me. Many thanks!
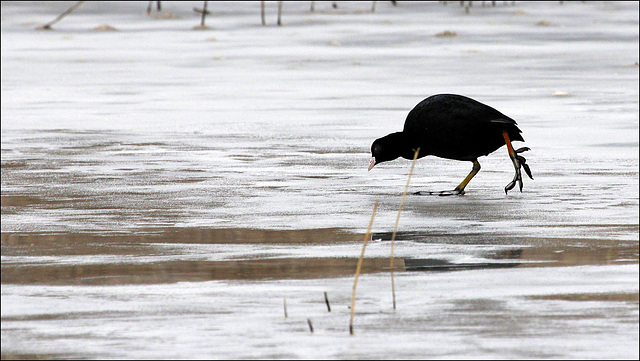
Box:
[349,200,379,335]
[390,147,420,310]
[283,298,288,318]
[38,1,84,30]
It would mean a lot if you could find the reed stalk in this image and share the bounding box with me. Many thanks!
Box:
[390,147,420,310]
[349,200,379,335]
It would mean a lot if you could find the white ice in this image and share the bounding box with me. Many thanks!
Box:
[1,1,638,359]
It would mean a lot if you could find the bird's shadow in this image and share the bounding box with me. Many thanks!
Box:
[413,190,464,196]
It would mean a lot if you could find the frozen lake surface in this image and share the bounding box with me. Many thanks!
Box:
[2,1,638,359]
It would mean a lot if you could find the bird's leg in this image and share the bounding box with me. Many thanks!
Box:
[453,160,481,195]
[503,131,533,194]
[414,160,480,196]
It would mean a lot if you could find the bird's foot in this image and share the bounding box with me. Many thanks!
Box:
[504,170,522,194]
[414,189,465,196]
[504,148,533,194]
[516,147,534,180]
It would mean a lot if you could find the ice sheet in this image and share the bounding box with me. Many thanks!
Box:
[2,1,638,359]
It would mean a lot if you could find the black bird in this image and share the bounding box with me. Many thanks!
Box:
[368,94,533,195]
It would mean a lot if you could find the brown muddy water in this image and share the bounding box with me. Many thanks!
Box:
[2,227,638,286]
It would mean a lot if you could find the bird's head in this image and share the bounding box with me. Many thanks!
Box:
[368,132,405,171]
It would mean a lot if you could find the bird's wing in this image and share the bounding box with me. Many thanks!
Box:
[489,117,518,125]
[403,94,524,140]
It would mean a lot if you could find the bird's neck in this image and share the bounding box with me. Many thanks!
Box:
[396,132,427,160]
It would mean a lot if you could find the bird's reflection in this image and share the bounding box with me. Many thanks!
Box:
[403,257,520,272]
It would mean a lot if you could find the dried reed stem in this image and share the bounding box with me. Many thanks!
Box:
[324,291,331,312]
[200,1,209,27]
[307,318,314,333]
[283,298,288,318]
[390,147,420,310]
[349,200,379,335]
[38,1,84,30]
[277,1,283,26]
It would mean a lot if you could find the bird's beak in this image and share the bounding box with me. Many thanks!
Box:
[368,157,376,171]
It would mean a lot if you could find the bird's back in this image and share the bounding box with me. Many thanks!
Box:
[403,94,524,161]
